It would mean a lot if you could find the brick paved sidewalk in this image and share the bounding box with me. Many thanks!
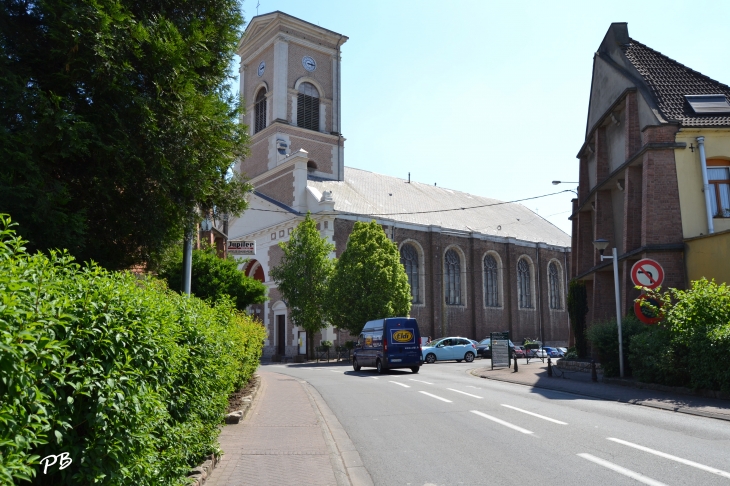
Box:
[207,371,371,486]
[473,359,730,422]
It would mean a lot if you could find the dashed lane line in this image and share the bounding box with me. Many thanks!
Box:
[608,438,730,480]
[447,388,482,399]
[419,391,452,403]
[409,379,433,385]
[389,381,411,388]
[501,404,568,425]
[470,410,533,435]
[577,453,667,486]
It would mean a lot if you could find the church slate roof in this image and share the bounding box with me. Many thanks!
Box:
[308,167,570,247]
[622,39,730,127]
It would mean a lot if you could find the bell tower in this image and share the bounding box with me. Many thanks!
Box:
[237,11,347,183]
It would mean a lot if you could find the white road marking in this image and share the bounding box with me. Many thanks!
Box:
[389,381,410,388]
[419,391,452,403]
[370,377,379,380]
[501,404,568,425]
[470,411,533,434]
[577,453,667,486]
[608,438,730,479]
[329,370,343,373]
[409,379,433,384]
[466,386,479,389]
[447,388,482,399]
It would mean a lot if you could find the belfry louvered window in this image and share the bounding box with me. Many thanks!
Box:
[400,244,419,303]
[444,250,461,305]
[484,255,499,307]
[549,262,562,310]
[517,258,532,309]
[297,82,320,131]
[254,88,267,133]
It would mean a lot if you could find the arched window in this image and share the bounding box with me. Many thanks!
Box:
[517,258,532,309]
[484,254,499,307]
[254,88,267,133]
[297,82,319,131]
[400,244,419,303]
[549,262,562,309]
[444,249,461,305]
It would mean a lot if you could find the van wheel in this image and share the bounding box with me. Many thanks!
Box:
[376,359,385,374]
[353,358,361,371]
[425,353,436,364]
[464,352,475,363]
[411,366,420,373]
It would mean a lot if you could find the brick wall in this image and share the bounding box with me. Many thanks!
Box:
[256,170,295,206]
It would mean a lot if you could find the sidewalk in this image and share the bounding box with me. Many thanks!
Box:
[207,370,373,486]
[473,359,730,422]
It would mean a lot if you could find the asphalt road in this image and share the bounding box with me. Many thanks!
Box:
[263,360,730,486]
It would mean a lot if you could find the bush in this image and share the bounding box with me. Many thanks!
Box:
[628,325,690,387]
[567,280,589,358]
[641,279,730,392]
[156,244,267,311]
[586,314,645,377]
[0,215,265,485]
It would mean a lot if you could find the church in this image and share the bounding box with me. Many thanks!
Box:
[227,11,571,359]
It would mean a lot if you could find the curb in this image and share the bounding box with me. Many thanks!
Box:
[302,380,375,486]
[470,368,730,422]
[188,374,262,486]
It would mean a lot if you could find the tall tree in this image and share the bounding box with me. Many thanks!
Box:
[269,214,335,358]
[327,220,411,336]
[0,0,251,269]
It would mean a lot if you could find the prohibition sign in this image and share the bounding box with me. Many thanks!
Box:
[634,294,662,324]
[631,259,664,289]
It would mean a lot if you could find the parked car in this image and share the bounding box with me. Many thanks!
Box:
[422,337,477,364]
[543,347,560,358]
[529,348,548,358]
[476,338,516,359]
[556,347,567,357]
[513,345,526,358]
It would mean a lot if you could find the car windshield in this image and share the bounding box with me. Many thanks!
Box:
[479,339,490,345]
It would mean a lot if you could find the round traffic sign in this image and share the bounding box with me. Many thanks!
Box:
[634,294,662,324]
[631,259,665,289]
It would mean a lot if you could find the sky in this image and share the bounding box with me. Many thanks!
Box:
[231,0,730,236]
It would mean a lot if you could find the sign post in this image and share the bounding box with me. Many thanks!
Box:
[490,331,510,370]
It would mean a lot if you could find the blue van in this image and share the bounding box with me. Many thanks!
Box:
[353,317,422,373]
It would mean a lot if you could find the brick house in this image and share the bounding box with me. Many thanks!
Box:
[570,23,730,331]
[230,11,571,359]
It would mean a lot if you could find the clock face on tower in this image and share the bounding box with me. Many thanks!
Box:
[257,61,265,77]
[302,56,316,72]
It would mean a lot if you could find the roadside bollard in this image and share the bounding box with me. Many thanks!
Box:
[591,359,598,382]
[547,357,552,377]
[514,357,518,372]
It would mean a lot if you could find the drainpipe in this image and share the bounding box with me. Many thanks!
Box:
[697,136,714,234]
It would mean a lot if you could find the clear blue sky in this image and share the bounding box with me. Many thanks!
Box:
[233,0,730,236]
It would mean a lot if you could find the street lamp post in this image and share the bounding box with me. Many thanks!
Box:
[592,238,624,378]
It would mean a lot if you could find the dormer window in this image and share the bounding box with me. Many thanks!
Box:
[685,94,730,115]
[297,82,320,131]
[254,88,267,133]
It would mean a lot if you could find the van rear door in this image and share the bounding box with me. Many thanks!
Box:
[385,318,420,366]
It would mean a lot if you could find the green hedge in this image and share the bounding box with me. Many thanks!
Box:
[631,279,730,392]
[0,216,266,485]
[586,314,644,377]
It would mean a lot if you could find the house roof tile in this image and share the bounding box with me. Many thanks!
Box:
[622,39,730,127]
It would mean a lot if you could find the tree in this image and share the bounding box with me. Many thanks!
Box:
[0,0,251,270]
[155,244,267,311]
[567,279,589,358]
[327,220,411,336]
[269,214,335,358]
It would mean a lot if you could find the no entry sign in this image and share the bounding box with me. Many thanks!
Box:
[631,259,664,289]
